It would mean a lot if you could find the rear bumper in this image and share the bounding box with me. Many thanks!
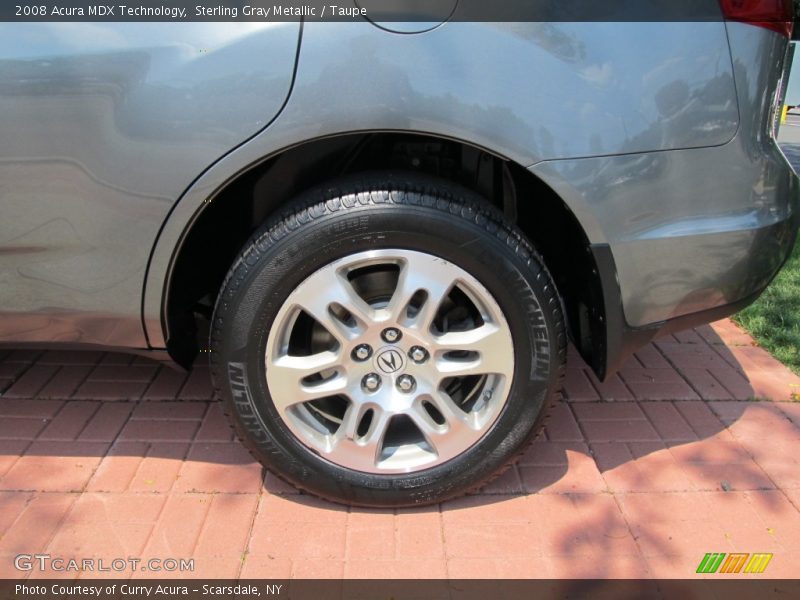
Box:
[594,208,799,377]
[532,143,800,378]
[528,22,799,378]
[603,127,800,374]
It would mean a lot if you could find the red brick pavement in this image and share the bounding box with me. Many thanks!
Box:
[0,320,799,579]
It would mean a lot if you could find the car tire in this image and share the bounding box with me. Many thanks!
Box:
[210,171,566,507]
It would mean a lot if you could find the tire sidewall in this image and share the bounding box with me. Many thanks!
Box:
[215,194,560,505]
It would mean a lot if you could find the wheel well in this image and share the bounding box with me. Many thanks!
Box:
[166,132,606,373]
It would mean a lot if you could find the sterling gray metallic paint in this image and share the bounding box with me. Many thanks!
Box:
[143,20,749,345]
[0,21,797,372]
[0,23,301,346]
[531,22,799,326]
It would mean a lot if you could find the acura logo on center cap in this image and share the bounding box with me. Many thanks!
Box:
[375,348,405,374]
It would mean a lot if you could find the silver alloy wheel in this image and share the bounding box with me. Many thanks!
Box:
[265,249,515,474]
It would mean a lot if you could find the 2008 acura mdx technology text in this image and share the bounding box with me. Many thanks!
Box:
[2,1,798,506]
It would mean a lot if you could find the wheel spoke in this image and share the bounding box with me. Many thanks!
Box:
[268,351,345,410]
[338,402,365,441]
[297,374,349,403]
[432,324,512,377]
[434,355,487,378]
[292,271,373,342]
[405,392,477,459]
[424,391,474,432]
[387,260,458,332]
[334,406,391,467]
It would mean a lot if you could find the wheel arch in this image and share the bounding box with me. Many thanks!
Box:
[144,130,611,377]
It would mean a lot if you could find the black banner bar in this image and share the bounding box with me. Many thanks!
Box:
[0,0,733,23]
[1,580,799,600]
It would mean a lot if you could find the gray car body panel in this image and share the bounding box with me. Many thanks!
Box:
[0,23,301,346]
[531,22,799,326]
[249,21,740,165]
[142,20,746,346]
[0,21,797,375]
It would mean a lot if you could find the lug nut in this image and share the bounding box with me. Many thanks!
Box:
[352,344,372,362]
[362,373,381,393]
[409,346,429,364]
[382,327,402,343]
[396,375,416,393]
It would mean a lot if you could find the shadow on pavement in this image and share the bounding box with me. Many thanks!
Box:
[1,323,799,578]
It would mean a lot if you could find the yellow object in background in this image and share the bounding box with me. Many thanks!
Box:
[782,104,790,124]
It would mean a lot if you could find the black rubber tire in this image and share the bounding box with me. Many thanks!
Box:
[210,171,567,507]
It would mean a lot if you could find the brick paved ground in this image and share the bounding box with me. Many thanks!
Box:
[0,319,799,580]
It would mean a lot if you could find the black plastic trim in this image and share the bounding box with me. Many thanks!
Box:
[591,244,775,380]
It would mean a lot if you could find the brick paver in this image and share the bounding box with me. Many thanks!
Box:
[0,319,799,580]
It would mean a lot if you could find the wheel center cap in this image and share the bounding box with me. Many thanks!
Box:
[374,347,405,375]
